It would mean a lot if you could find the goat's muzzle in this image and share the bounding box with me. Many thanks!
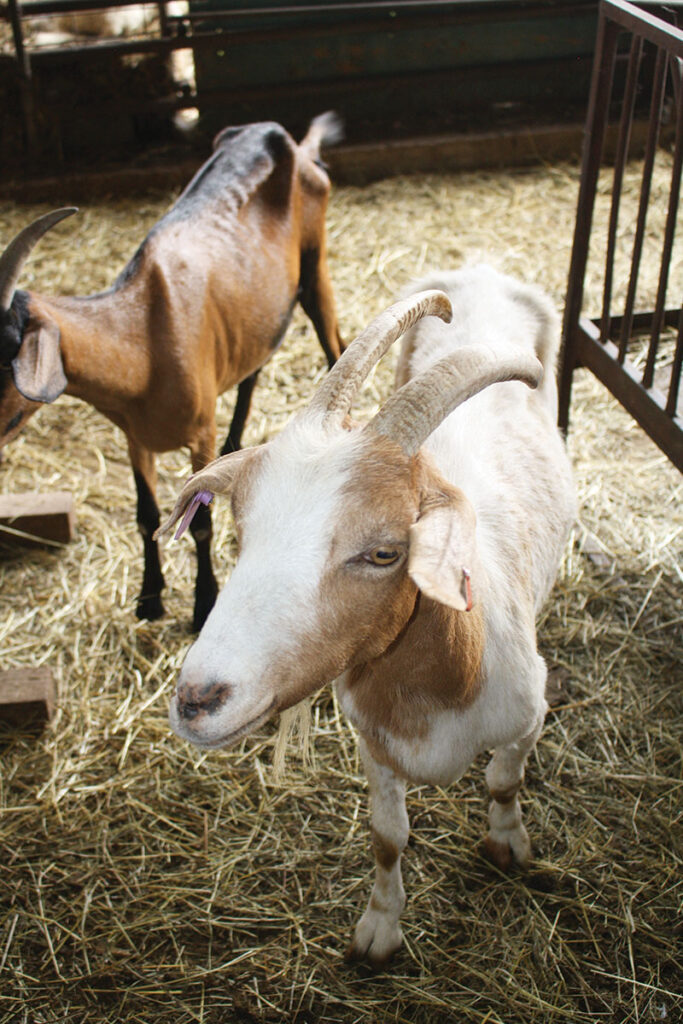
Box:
[176,679,232,720]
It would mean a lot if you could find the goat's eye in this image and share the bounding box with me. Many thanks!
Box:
[365,546,401,566]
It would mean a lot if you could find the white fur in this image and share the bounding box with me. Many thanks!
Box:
[168,265,575,964]
[172,420,364,747]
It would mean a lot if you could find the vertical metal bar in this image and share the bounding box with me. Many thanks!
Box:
[157,1,170,37]
[600,33,643,344]
[7,0,37,152]
[618,44,667,362]
[666,305,683,416]
[559,9,620,432]
[7,0,30,79]
[643,61,683,389]
[671,56,682,109]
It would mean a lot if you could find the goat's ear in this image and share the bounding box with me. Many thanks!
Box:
[408,487,478,611]
[11,320,66,403]
[155,446,262,541]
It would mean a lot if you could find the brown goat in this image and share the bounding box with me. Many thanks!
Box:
[0,113,344,628]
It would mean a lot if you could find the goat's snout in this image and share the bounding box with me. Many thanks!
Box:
[176,678,232,720]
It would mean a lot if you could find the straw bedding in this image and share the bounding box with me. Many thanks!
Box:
[0,153,681,1024]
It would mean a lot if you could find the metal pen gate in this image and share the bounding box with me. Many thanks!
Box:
[559,0,683,472]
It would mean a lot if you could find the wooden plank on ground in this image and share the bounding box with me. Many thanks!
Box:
[0,667,57,726]
[0,491,74,549]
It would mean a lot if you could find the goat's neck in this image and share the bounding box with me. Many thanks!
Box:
[31,290,151,408]
[339,594,486,777]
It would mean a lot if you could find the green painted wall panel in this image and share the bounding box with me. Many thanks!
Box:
[190,2,599,133]
[195,17,596,89]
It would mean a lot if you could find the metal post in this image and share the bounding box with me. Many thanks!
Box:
[558,6,620,433]
[7,0,37,152]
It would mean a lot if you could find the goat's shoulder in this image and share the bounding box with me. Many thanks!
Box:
[398,264,559,384]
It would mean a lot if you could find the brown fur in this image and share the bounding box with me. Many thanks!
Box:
[164,430,485,778]
[1,119,343,623]
[347,592,485,740]
[341,440,485,745]
[483,835,513,872]
[371,829,400,872]
[251,434,486,752]
[489,783,520,805]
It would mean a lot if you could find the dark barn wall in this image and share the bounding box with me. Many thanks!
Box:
[189,0,600,141]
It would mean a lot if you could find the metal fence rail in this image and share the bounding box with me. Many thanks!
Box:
[559,0,683,472]
[1,0,602,158]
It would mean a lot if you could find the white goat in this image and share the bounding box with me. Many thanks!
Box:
[157,265,576,966]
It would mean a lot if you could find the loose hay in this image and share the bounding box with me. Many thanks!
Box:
[0,153,681,1024]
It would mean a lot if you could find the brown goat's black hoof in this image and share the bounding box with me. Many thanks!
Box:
[136,594,164,621]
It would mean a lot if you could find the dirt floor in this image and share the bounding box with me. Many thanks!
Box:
[0,154,681,1023]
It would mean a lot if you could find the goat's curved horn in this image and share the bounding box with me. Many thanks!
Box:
[0,207,78,312]
[306,290,452,425]
[368,345,543,456]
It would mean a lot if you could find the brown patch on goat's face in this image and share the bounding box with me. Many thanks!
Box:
[303,438,420,667]
[347,592,485,747]
[274,435,484,730]
[177,430,484,752]
[225,432,426,716]
[337,444,485,751]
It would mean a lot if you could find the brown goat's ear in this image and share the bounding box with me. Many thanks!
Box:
[408,487,478,611]
[11,320,66,403]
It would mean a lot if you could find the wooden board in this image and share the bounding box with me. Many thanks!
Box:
[0,667,56,726]
[0,491,74,549]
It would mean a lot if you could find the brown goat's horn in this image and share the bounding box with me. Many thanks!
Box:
[0,207,78,311]
[369,345,543,456]
[306,290,452,425]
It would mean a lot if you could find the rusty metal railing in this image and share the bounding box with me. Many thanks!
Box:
[559,0,683,472]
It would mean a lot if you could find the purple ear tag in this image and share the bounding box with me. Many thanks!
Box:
[174,490,214,540]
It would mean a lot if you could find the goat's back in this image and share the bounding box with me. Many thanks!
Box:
[398,265,558,408]
[399,265,575,613]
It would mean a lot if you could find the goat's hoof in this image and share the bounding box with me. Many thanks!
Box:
[345,913,403,970]
[483,826,531,872]
[136,594,165,621]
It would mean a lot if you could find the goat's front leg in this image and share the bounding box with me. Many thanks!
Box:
[128,441,165,620]
[484,687,547,871]
[346,737,409,969]
[220,372,259,455]
[189,437,218,631]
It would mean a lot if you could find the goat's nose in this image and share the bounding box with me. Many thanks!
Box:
[176,679,232,720]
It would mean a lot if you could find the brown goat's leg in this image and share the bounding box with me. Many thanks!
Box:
[484,695,547,871]
[220,372,259,455]
[346,738,408,969]
[129,442,165,621]
[188,500,217,631]
[299,248,344,367]
[189,440,218,631]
